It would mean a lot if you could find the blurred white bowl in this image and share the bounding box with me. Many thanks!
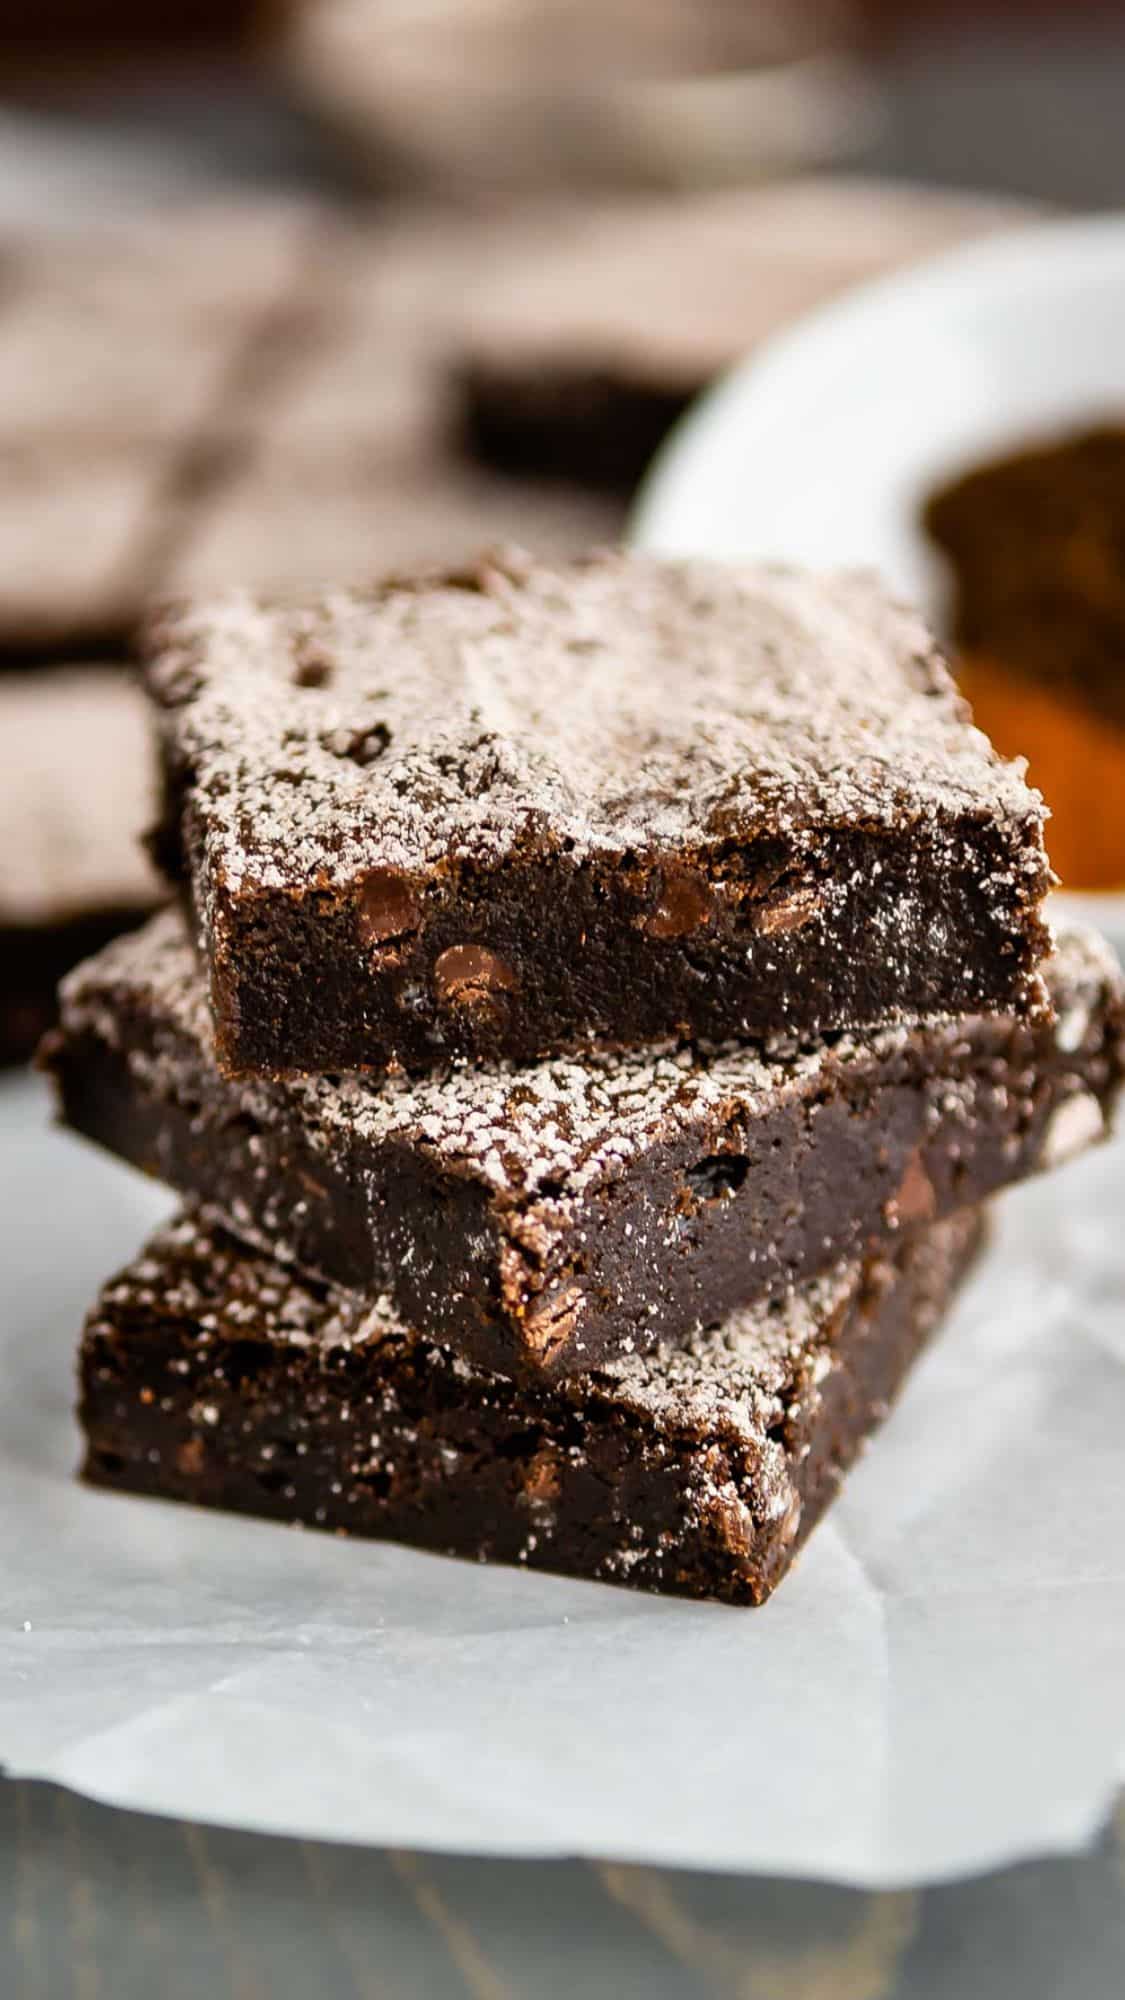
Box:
[632,212,1125,953]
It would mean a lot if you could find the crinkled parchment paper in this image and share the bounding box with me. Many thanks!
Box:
[2,1073,1123,1887]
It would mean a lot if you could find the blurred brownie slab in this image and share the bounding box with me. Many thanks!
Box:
[162,450,624,601]
[0,184,1032,655]
[2,668,161,1063]
[0,207,307,448]
[49,912,1119,1377]
[0,304,244,447]
[144,549,1051,1077]
[0,196,621,655]
[0,446,180,656]
[0,0,279,72]
[7,200,317,341]
[79,1207,983,1606]
[0,201,320,654]
[456,179,1039,491]
[158,209,627,597]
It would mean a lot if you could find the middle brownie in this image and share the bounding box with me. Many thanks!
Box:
[47,909,1123,1380]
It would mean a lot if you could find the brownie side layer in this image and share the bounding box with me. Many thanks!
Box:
[80,1209,983,1607]
[458,359,694,494]
[181,812,1053,1079]
[144,553,1051,1078]
[48,914,1122,1379]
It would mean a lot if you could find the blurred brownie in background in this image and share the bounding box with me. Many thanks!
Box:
[0,1,284,76]
[0,181,1037,655]
[0,200,321,658]
[456,179,1041,492]
[1,669,162,1064]
[0,198,622,655]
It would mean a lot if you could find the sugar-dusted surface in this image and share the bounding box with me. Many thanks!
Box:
[80,1206,983,1604]
[144,550,1052,1072]
[52,910,1121,1378]
[148,549,1043,887]
[92,1206,856,1442]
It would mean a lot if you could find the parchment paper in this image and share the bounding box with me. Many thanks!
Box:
[2,1071,1123,1888]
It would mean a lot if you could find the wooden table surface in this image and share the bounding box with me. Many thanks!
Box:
[4,1781,1124,1999]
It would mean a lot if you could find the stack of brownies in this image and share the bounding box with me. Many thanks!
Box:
[44,551,1125,1604]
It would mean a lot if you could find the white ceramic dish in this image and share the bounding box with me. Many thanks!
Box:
[632,212,1125,953]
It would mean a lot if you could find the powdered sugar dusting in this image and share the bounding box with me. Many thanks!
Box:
[145,551,1046,896]
[92,1207,977,1449]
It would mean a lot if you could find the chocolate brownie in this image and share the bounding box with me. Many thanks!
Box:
[1,0,277,68]
[2,669,162,1064]
[0,201,320,656]
[47,911,1120,1378]
[158,212,627,598]
[79,1207,983,1606]
[456,181,1040,491]
[144,550,1052,1078]
[0,200,620,657]
[0,446,179,658]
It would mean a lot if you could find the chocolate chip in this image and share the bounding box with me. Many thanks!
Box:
[753,885,823,937]
[521,1284,585,1362]
[357,869,421,948]
[175,1436,206,1477]
[445,548,532,597]
[321,722,392,767]
[433,945,518,1021]
[520,1444,562,1505]
[888,1150,937,1227]
[292,639,333,688]
[706,1488,756,1560]
[640,866,715,939]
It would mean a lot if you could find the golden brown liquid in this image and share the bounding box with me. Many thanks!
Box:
[958,653,1125,891]
[924,423,1125,891]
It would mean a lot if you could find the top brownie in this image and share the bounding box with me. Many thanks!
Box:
[145,549,1052,1078]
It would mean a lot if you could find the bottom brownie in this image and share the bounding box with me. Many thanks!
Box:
[81,1208,983,1605]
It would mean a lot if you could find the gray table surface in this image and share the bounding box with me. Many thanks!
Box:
[4,21,1125,1995]
[5,1781,1125,1999]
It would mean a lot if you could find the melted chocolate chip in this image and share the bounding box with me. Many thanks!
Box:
[753,885,823,937]
[433,944,517,1006]
[640,866,715,940]
[891,1151,937,1227]
[357,869,422,948]
[521,1284,585,1361]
